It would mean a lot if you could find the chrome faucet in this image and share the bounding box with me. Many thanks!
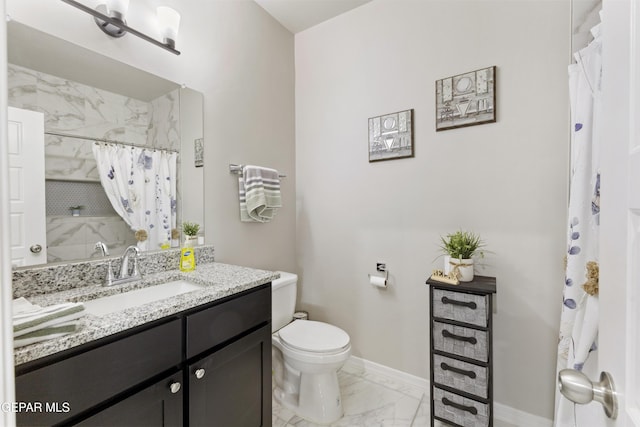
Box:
[96,242,141,287]
[115,245,141,285]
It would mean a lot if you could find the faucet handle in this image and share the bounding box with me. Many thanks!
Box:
[105,260,115,286]
[131,256,141,278]
[95,241,109,256]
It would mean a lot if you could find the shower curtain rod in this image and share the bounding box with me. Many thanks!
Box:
[44,131,179,154]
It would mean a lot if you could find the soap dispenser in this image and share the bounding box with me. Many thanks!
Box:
[179,247,196,272]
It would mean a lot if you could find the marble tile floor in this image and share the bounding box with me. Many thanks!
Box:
[272,362,517,427]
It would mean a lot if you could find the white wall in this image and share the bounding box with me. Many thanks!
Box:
[6,0,296,272]
[295,0,569,419]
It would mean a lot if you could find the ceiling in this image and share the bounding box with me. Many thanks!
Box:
[253,0,373,34]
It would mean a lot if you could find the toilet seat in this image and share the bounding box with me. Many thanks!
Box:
[279,320,350,354]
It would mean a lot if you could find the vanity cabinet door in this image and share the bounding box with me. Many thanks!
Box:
[75,371,183,427]
[188,323,272,427]
[15,318,182,426]
[186,285,271,359]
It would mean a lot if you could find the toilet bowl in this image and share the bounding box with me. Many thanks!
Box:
[271,272,351,424]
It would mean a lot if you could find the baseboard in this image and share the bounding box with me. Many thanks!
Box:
[344,356,553,427]
[493,402,553,427]
[344,356,429,391]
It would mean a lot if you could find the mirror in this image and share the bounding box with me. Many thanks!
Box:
[7,20,204,267]
[571,0,601,54]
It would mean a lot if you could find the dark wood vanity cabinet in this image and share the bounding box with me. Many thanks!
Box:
[188,324,272,427]
[15,318,183,426]
[15,284,272,427]
[425,276,496,427]
[186,286,272,427]
[75,371,184,427]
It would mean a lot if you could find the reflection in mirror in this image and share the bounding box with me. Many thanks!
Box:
[7,20,204,268]
[571,0,601,54]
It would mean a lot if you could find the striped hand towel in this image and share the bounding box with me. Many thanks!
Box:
[13,300,85,338]
[239,165,282,223]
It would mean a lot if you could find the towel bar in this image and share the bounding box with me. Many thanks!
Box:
[229,163,287,178]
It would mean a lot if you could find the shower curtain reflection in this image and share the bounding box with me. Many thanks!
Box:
[92,144,177,252]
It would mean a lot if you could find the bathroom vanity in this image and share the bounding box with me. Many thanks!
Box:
[13,252,275,427]
[425,275,497,427]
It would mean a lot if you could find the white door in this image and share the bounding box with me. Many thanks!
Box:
[7,107,46,267]
[597,0,640,425]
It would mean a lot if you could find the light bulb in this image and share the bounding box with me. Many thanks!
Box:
[157,6,180,48]
[106,0,129,21]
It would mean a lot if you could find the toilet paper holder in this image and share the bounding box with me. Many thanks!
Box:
[368,263,388,288]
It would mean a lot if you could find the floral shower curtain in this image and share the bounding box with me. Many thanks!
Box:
[92,144,177,251]
[554,21,602,427]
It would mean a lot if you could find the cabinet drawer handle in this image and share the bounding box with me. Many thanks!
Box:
[169,382,181,394]
[441,296,477,310]
[442,397,478,415]
[440,362,477,379]
[442,329,477,345]
[195,368,206,379]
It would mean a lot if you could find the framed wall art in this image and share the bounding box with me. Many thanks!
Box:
[194,138,204,167]
[435,66,496,131]
[368,109,414,162]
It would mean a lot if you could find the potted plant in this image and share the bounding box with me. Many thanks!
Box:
[182,221,200,247]
[69,205,85,217]
[438,230,485,282]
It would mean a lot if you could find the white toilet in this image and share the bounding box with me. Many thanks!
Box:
[271,271,351,425]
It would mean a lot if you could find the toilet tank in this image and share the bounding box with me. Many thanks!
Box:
[272,271,297,332]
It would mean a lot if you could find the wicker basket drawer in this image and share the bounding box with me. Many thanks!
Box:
[432,289,488,327]
[434,387,490,427]
[433,354,488,399]
[433,321,488,362]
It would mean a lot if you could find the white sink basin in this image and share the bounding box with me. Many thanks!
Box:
[82,280,205,316]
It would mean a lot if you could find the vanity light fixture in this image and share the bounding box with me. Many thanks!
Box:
[60,0,181,55]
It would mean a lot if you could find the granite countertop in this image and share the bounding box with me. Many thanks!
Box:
[15,262,279,366]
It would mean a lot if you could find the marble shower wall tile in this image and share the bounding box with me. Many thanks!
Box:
[46,216,136,263]
[7,64,38,110]
[85,217,136,250]
[148,89,180,151]
[46,217,88,246]
[45,134,99,181]
[36,71,86,133]
[7,63,173,162]
[122,97,151,145]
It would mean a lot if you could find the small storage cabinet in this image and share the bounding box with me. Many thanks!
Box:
[425,276,496,427]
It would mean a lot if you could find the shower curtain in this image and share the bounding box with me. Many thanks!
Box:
[554,22,602,427]
[92,144,177,251]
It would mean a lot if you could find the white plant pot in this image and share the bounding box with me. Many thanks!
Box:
[184,236,198,247]
[449,258,474,282]
[443,255,451,275]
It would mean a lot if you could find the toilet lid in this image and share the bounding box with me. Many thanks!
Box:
[279,320,350,353]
